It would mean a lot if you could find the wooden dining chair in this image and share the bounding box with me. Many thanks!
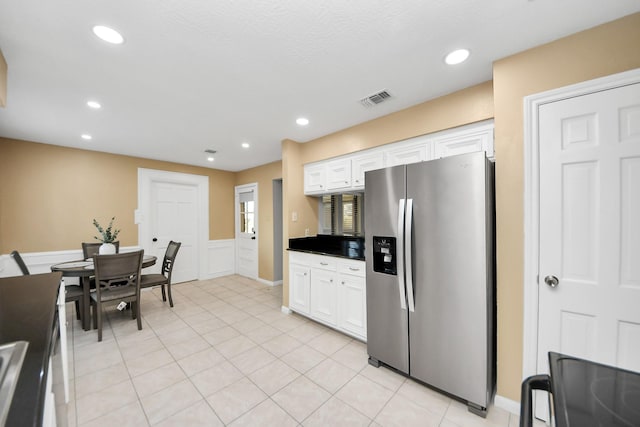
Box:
[140,241,181,307]
[82,241,120,259]
[91,250,144,341]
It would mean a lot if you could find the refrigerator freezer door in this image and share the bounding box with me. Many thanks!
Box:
[406,152,492,408]
[365,165,409,374]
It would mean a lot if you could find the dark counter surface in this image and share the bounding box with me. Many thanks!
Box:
[0,272,61,427]
[288,235,365,260]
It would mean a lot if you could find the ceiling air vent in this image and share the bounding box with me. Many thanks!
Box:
[359,90,391,108]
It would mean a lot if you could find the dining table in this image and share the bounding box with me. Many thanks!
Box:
[51,254,157,331]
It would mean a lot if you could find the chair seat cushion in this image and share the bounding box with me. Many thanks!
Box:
[91,286,136,302]
[65,285,83,300]
[140,274,168,288]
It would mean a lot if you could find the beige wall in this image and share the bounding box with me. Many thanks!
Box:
[235,160,282,282]
[0,137,236,253]
[493,12,640,400]
[0,48,6,107]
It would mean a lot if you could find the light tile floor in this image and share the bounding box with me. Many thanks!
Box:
[52,275,538,426]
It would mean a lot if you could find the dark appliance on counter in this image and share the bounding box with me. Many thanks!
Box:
[364,152,495,417]
[521,352,640,427]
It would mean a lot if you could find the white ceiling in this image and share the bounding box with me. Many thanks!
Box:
[0,1,638,171]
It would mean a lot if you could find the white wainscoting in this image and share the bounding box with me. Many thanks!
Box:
[205,239,236,279]
[2,239,237,281]
[0,246,146,282]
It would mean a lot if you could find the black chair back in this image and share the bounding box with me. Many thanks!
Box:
[10,250,30,275]
[162,241,182,280]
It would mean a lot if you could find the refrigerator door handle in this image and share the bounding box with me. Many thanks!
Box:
[397,198,407,310]
[405,198,415,313]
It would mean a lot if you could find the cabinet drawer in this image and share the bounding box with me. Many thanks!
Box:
[310,254,337,271]
[337,260,365,277]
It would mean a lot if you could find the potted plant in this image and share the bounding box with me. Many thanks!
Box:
[93,217,121,254]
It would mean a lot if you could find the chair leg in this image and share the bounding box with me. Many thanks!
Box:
[161,285,166,302]
[135,302,142,330]
[96,302,102,342]
[131,302,136,319]
[92,302,97,330]
[75,300,81,320]
[167,283,174,307]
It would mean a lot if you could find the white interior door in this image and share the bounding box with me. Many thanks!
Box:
[150,181,198,283]
[536,82,640,417]
[138,168,208,284]
[235,183,258,279]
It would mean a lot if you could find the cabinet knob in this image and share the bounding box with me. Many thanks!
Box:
[345,181,348,184]
[341,281,345,285]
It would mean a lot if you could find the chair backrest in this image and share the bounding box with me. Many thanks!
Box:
[10,250,30,275]
[93,250,143,295]
[82,241,120,259]
[161,241,182,281]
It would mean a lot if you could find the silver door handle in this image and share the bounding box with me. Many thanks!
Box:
[320,262,329,266]
[397,199,407,310]
[405,198,415,313]
[348,267,360,271]
[544,275,559,288]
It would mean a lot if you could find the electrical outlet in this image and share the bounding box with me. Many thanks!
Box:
[292,211,298,222]
[305,228,310,236]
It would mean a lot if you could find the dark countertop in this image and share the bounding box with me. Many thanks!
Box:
[288,235,365,260]
[0,272,61,427]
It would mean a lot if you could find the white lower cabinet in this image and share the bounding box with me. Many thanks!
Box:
[289,252,366,341]
[310,269,338,326]
[289,263,311,315]
[337,260,367,339]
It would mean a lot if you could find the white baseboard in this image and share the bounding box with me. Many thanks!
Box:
[494,394,520,416]
[257,278,283,287]
[281,306,292,315]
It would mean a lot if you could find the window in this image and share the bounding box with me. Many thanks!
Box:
[318,193,363,236]
[239,192,255,234]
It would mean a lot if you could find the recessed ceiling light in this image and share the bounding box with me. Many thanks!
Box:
[92,25,124,44]
[241,142,250,149]
[296,117,309,126]
[81,134,92,140]
[445,49,470,65]
[207,156,214,162]
[87,100,101,109]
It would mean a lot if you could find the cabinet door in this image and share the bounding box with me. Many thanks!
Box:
[325,158,352,191]
[385,142,428,167]
[338,274,367,340]
[304,163,326,194]
[289,264,311,314]
[432,126,494,159]
[310,269,338,326]
[352,152,384,189]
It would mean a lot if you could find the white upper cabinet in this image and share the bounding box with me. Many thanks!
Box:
[351,152,385,190]
[384,141,429,167]
[303,120,494,195]
[432,125,494,160]
[304,163,326,194]
[325,158,352,191]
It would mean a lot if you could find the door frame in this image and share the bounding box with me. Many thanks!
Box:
[522,68,640,381]
[137,168,209,280]
[235,182,258,279]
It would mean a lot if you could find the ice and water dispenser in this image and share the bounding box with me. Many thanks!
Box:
[372,236,397,275]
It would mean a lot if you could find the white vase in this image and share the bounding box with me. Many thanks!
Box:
[99,243,116,255]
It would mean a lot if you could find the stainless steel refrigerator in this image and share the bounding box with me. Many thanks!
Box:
[364,151,495,416]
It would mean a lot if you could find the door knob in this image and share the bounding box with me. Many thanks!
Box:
[544,275,559,288]
[152,238,158,242]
